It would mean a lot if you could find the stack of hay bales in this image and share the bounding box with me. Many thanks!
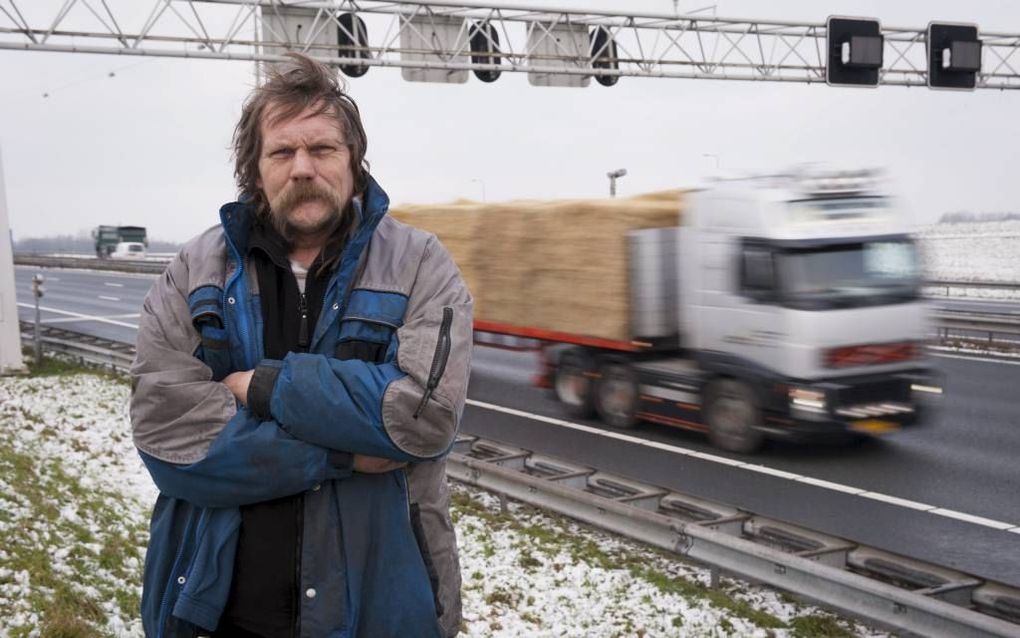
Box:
[390,189,683,341]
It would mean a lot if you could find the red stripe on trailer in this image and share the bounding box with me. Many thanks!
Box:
[473,320,640,352]
[638,411,708,432]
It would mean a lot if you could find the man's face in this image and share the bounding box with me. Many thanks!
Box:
[257,102,355,240]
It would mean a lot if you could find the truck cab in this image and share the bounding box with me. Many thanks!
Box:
[674,169,938,450]
[550,168,940,453]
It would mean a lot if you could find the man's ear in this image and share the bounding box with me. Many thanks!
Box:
[256,176,263,190]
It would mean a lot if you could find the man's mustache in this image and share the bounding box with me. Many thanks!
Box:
[272,182,343,213]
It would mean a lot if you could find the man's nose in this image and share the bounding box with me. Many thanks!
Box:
[290,148,315,180]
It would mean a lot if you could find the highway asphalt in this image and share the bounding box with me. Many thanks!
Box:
[14,265,1020,587]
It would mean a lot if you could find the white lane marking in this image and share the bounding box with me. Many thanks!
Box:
[16,302,139,329]
[742,464,802,480]
[14,264,158,281]
[857,492,934,511]
[928,508,1017,531]
[98,295,121,302]
[794,476,865,495]
[929,351,1020,367]
[687,451,745,467]
[466,398,1020,533]
[104,282,125,288]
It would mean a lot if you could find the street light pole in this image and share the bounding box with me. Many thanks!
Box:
[607,168,627,197]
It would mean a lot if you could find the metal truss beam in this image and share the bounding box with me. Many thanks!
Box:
[2,0,1019,89]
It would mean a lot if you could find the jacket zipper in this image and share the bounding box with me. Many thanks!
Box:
[222,234,255,369]
[414,307,454,419]
[298,292,309,350]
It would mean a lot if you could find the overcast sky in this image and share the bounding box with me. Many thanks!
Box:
[1,0,1019,243]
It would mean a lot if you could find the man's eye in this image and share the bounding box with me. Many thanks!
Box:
[311,145,336,154]
[269,148,293,158]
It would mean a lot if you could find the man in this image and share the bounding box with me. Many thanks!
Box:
[130,52,472,637]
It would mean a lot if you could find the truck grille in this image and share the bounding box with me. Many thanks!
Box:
[834,378,911,407]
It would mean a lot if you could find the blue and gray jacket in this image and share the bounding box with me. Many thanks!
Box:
[130,176,473,637]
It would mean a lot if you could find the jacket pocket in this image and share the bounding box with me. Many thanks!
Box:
[409,502,443,619]
[188,285,232,381]
[335,289,409,364]
[414,307,453,419]
[335,317,396,364]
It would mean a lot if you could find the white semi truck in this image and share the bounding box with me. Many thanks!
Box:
[480,168,941,452]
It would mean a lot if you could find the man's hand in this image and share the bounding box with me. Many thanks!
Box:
[353,455,406,474]
[223,370,254,405]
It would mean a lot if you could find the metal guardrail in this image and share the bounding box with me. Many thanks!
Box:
[448,436,1020,637]
[17,323,1020,636]
[14,254,168,274]
[19,321,135,372]
[925,280,1020,296]
[933,309,1020,351]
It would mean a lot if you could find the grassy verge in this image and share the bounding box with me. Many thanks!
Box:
[0,367,145,637]
[452,489,860,638]
[0,445,147,636]
[22,348,128,384]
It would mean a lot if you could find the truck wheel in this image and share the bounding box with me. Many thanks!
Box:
[704,379,764,454]
[595,362,640,429]
[554,350,596,419]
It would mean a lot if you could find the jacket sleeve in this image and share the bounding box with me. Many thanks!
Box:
[131,251,351,507]
[139,409,353,509]
[250,235,473,462]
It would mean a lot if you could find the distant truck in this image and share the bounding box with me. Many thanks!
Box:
[397,168,942,453]
[93,225,147,258]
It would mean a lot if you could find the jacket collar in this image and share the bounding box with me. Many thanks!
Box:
[218,174,391,259]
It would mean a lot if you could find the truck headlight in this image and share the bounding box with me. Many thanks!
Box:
[789,387,827,417]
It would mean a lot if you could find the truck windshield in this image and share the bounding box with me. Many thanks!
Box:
[775,239,919,309]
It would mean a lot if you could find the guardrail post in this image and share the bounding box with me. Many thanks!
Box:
[34,302,40,365]
[31,273,44,366]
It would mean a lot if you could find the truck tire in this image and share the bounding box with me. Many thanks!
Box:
[554,349,597,419]
[595,361,640,429]
[704,379,764,454]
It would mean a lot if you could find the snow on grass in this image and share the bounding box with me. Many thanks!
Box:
[453,487,885,638]
[0,364,885,637]
[0,368,150,637]
[918,221,1020,294]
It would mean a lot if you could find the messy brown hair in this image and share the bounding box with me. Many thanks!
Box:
[232,52,369,216]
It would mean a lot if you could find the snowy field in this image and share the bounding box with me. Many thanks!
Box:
[0,369,886,637]
[918,221,1020,299]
